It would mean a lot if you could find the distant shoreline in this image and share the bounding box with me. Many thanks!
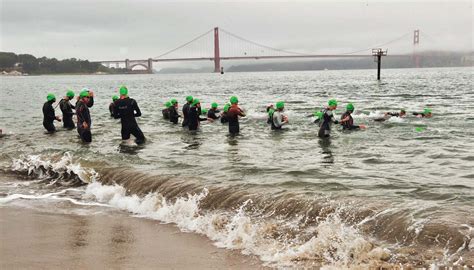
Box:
[1,65,471,77]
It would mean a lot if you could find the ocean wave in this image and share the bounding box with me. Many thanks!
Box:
[10,152,97,186]
[4,153,472,268]
[84,181,391,268]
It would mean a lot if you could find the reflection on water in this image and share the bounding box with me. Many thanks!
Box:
[118,143,144,155]
[182,133,202,150]
[318,138,334,165]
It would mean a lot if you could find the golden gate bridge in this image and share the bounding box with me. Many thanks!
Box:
[94,27,425,78]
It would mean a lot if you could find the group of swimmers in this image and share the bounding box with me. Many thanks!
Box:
[43,86,145,144]
[160,95,246,134]
[42,85,433,144]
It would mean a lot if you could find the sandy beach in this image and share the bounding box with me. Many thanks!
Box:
[0,207,267,269]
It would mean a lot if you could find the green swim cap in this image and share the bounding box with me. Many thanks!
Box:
[211,102,218,109]
[268,108,275,117]
[66,90,74,98]
[230,96,238,104]
[165,101,171,108]
[47,93,56,101]
[79,90,89,98]
[192,98,200,106]
[171,98,178,105]
[112,95,119,101]
[201,108,208,115]
[314,111,323,119]
[119,86,128,96]
[346,103,354,111]
[223,103,230,112]
[276,101,285,109]
[415,126,425,132]
[423,108,432,114]
[328,99,338,107]
[186,96,193,102]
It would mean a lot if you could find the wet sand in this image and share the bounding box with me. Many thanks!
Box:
[0,207,267,269]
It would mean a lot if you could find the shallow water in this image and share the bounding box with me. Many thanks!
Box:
[1,68,473,268]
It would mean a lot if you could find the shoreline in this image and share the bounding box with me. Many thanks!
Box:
[0,65,471,77]
[0,206,268,269]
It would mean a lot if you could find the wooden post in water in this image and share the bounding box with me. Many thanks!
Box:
[372,48,387,81]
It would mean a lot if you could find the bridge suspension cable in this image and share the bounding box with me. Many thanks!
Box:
[150,28,417,61]
[153,29,213,59]
[220,28,413,56]
[220,28,308,56]
[340,32,412,55]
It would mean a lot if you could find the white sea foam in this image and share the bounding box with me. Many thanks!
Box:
[84,181,391,268]
[11,153,98,183]
[4,154,467,268]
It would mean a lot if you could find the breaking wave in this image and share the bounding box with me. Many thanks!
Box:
[3,153,472,268]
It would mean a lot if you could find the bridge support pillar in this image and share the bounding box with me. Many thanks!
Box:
[413,29,420,68]
[214,27,221,73]
[125,59,130,70]
[147,58,153,74]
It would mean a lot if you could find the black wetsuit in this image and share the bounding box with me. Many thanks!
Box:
[42,100,57,133]
[220,112,229,124]
[76,100,92,142]
[413,112,430,117]
[188,106,207,131]
[109,102,115,117]
[341,112,360,130]
[181,103,191,127]
[207,108,220,120]
[271,110,285,130]
[169,106,180,124]
[162,108,170,120]
[227,105,244,134]
[318,109,338,138]
[75,97,94,108]
[387,112,401,117]
[113,97,145,144]
[59,98,75,129]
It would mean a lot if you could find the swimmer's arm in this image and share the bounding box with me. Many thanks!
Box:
[133,100,142,117]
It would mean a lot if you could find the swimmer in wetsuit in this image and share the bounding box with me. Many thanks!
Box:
[181,96,193,127]
[109,95,119,117]
[42,93,61,133]
[169,99,180,124]
[318,99,339,138]
[113,86,146,144]
[413,108,432,118]
[374,109,406,122]
[162,101,171,120]
[59,90,75,129]
[207,102,220,120]
[266,104,275,124]
[221,103,230,124]
[75,90,94,143]
[75,88,94,108]
[340,103,366,130]
[227,96,246,135]
[271,101,288,130]
[187,99,210,131]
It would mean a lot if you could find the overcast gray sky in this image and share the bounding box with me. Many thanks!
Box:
[1,0,472,63]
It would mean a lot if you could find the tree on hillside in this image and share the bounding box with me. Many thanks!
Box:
[0,52,18,69]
